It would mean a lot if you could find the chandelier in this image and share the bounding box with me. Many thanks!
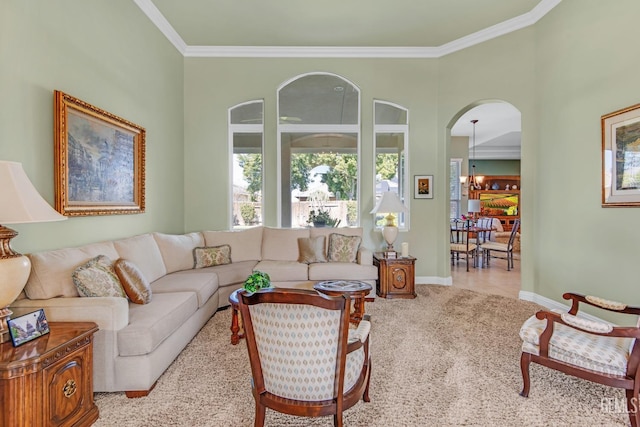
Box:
[468,119,484,190]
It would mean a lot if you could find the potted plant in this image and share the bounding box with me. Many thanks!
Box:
[243,271,272,292]
[307,208,333,227]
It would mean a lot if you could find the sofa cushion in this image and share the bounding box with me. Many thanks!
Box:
[118,292,198,357]
[254,260,309,282]
[151,270,219,308]
[203,260,257,288]
[113,234,167,283]
[310,227,363,254]
[297,236,327,264]
[309,262,378,281]
[72,255,125,298]
[193,245,231,269]
[203,227,263,262]
[327,233,361,263]
[153,232,204,274]
[262,227,310,261]
[114,259,152,304]
[25,241,120,300]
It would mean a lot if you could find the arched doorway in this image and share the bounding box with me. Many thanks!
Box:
[447,101,522,298]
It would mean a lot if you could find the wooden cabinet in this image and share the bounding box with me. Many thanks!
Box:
[0,322,99,427]
[374,253,416,299]
[469,175,520,231]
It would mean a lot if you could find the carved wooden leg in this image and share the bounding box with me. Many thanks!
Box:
[334,411,343,427]
[254,402,266,427]
[519,352,531,397]
[363,358,371,402]
[230,306,240,345]
[627,387,639,427]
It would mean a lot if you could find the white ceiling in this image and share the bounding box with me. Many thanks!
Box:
[451,103,521,160]
[135,0,533,159]
[135,0,561,58]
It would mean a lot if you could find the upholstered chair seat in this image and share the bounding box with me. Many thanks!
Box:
[519,292,640,427]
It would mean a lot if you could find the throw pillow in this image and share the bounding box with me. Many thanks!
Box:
[297,236,327,264]
[193,245,232,269]
[72,255,125,298]
[114,259,152,304]
[327,233,362,263]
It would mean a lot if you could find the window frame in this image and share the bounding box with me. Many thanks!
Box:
[373,100,410,231]
[228,99,264,229]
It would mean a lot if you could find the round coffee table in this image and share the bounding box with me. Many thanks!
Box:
[313,280,372,324]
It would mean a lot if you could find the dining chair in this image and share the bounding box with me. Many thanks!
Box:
[481,219,520,270]
[519,292,640,427]
[450,220,477,271]
[237,288,372,427]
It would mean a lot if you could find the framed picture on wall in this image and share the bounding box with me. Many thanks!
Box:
[602,103,640,207]
[414,175,434,199]
[54,90,146,216]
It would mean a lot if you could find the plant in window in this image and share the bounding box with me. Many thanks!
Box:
[240,203,256,225]
[307,209,337,227]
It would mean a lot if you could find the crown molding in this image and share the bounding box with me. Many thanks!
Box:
[136,0,562,58]
[134,0,187,54]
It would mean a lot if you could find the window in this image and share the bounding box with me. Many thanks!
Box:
[278,73,360,228]
[374,100,409,229]
[450,158,462,219]
[229,100,264,229]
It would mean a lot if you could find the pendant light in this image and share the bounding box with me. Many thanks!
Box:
[469,119,484,190]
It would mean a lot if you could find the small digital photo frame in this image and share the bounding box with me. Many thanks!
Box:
[7,309,50,347]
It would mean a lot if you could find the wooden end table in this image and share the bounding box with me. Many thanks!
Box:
[313,280,372,324]
[0,321,99,427]
[374,252,417,299]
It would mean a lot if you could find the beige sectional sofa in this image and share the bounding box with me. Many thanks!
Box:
[10,226,377,396]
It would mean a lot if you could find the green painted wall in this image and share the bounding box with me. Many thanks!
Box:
[0,1,184,253]
[534,0,640,318]
[471,160,520,176]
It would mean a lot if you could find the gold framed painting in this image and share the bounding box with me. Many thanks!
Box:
[602,103,640,207]
[54,90,145,216]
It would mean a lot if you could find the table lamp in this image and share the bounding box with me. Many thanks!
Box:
[0,161,66,342]
[468,199,481,220]
[370,191,408,253]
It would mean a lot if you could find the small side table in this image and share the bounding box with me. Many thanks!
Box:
[0,321,99,427]
[374,252,417,299]
[314,280,372,324]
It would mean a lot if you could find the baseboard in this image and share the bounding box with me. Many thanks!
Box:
[416,276,452,286]
[518,291,611,324]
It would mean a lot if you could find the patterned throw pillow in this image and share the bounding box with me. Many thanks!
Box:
[114,259,152,304]
[193,245,232,269]
[297,236,327,264]
[72,255,125,298]
[327,233,361,263]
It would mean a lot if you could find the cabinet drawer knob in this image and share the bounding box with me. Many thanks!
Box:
[63,379,77,398]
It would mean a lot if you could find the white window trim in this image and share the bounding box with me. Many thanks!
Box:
[228,100,264,229]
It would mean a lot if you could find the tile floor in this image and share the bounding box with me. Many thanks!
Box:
[450,251,521,299]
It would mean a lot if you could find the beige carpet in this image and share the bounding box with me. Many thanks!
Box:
[94,285,629,426]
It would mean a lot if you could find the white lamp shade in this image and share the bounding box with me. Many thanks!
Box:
[370,191,408,214]
[0,161,66,224]
[468,199,481,213]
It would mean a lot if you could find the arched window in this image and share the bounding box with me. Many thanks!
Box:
[277,73,360,228]
[229,100,264,229]
[374,100,409,230]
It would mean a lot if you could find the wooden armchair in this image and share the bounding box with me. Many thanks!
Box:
[237,288,372,427]
[519,292,640,427]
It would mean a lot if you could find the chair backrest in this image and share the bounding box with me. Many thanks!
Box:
[238,288,351,402]
[507,219,520,249]
[476,217,494,241]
